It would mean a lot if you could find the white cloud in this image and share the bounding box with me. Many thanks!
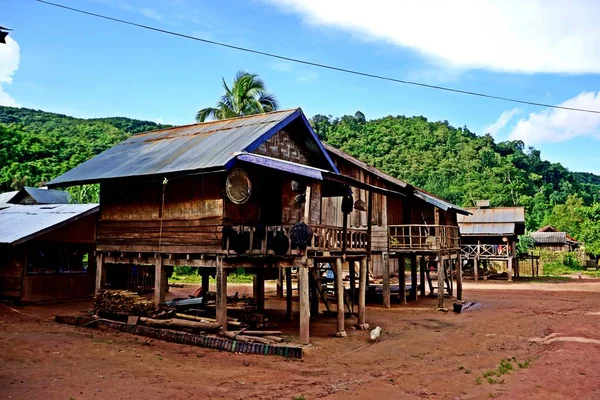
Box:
[508,92,600,144]
[140,8,163,21]
[484,108,520,137]
[0,36,20,107]
[264,0,600,74]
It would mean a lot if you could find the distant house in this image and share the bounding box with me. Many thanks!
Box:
[0,187,70,206]
[0,204,98,303]
[530,225,580,252]
[457,201,525,281]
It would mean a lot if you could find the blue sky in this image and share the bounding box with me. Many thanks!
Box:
[2,0,600,174]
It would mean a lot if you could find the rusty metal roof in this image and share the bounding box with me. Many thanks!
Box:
[48,109,338,187]
[413,189,470,215]
[0,204,98,245]
[457,207,525,223]
[531,231,579,245]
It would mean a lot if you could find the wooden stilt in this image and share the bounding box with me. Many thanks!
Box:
[475,240,481,281]
[358,257,367,328]
[201,271,210,293]
[507,257,513,282]
[437,255,444,309]
[419,256,426,297]
[457,252,463,301]
[216,258,228,329]
[154,253,165,307]
[95,253,105,294]
[286,266,293,321]
[410,255,418,300]
[399,256,406,304]
[310,266,319,315]
[382,252,391,308]
[349,260,356,312]
[335,258,347,337]
[255,266,265,311]
[276,267,284,298]
[299,262,310,344]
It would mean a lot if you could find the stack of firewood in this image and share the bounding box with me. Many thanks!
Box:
[94,289,155,316]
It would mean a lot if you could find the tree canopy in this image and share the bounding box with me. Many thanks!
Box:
[196,71,278,122]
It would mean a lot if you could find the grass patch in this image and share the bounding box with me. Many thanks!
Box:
[475,357,530,385]
[170,267,254,284]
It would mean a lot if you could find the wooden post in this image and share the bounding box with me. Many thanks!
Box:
[335,258,347,337]
[382,252,391,308]
[276,268,284,298]
[456,252,463,301]
[475,239,481,282]
[437,255,444,309]
[154,254,165,307]
[507,257,513,282]
[95,253,105,294]
[286,267,293,320]
[254,266,265,311]
[366,190,373,261]
[410,255,417,300]
[299,262,310,344]
[303,185,312,222]
[349,260,356,312]
[399,256,406,304]
[310,269,319,315]
[201,271,210,293]
[419,256,426,297]
[358,257,367,327]
[216,258,228,329]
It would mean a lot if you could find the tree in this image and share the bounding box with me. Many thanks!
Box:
[196,71,278,122]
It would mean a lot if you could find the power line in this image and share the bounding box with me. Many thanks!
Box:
[37,0,600,115]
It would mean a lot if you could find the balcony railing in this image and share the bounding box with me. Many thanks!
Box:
[461,244,509,258]
[224,224,369,256]
[388,224,460,251]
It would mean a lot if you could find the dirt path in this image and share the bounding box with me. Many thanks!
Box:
[2,280,600,399]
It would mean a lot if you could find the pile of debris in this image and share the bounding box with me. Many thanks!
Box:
[94,289,155,316]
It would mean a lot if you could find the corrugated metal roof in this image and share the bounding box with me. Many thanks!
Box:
[0,204,98,245]
[457,207,525,223]
[324,144,408,189]
[0,191,18,206]
[48,109,338,187]
[413,189,470,215]
[22,187,70,204]
[459,222,516,236]
[530,231,578,244]
[235,152,325,180]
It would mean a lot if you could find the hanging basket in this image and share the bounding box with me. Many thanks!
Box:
[290,222,313,249]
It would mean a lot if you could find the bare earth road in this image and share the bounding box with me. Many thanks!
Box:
[2,279,600,399]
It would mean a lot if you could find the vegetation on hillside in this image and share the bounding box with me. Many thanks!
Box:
[0,105,598,255]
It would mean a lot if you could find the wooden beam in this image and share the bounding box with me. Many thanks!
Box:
[154,253,165,307]
[358,257,368,328]
[456,251,463,301]
[335,258,347,337]
[303,185,312,223]
[366,190,373,261]
[286,266,293,321]
[410,254,418,301]
[475,240,480,281]
[399,256,406,304]
[382,252,391,308]
[276,267,284,298]
[201,271,210,293]
[419,256,426,297]
[216,258,228,329]
[437,256,444,309]
[349,260,356,312]
[254,265,265,312]
[299,261,310,344]
[95,253,105,294]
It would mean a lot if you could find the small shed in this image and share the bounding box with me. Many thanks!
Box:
[457,203,525,281]
[0,204,98,302]
[530,226,580,252]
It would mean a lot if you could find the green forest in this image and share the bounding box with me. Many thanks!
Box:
[1,106,599,254]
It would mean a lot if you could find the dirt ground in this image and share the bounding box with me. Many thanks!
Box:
[2,279,600,400]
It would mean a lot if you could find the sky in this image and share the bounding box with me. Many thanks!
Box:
[2,0,600,174]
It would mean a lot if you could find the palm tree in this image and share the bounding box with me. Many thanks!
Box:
[196,71,279,122]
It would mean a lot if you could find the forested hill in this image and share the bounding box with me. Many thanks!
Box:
[312,112,600,229]
[0,106,170,198]
[1,106,599,231]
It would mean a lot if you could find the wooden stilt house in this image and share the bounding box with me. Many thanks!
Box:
[48,109,402,343]
[324,145,469,309]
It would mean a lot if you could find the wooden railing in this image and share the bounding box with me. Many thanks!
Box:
[388,225,460,251]
[461,244,509,258]
[224,224,369,256]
